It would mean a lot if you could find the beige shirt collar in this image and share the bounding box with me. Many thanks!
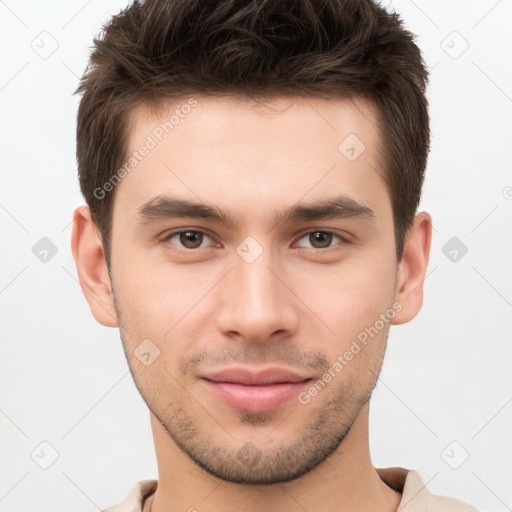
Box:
[102,467,479,512]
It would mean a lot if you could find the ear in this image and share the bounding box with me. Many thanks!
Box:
[71,206,119,327]
[391,211,432,325]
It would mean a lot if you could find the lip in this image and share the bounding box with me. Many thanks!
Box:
[199,366,312,413]
[200,366,311,385]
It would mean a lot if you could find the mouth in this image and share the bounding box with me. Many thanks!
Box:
[199,366,313,413]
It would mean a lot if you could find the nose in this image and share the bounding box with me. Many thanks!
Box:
[215,247,300,344]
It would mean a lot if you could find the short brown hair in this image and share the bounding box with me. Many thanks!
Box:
[76,0,430,266]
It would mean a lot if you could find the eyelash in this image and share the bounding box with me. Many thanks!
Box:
[162,229,349,251]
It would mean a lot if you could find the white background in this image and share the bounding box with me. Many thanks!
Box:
[0,0,511,510]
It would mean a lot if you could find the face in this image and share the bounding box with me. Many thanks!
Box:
[108,95,400,484]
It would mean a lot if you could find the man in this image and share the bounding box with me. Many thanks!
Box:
[71,0,479,510]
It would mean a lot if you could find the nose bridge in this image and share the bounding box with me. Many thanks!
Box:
[216,240,298,341]
[237,249,278,307]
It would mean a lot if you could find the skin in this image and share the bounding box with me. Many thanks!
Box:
[72,95,432,512]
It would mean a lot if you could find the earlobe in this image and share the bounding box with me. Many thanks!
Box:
[391,211,432,325]
[71,206,119,327]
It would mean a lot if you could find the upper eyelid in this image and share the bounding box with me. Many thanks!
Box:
[164,229,216,247]
[163,228,349,248]
[294,228,349,240]
[293,230,349,248]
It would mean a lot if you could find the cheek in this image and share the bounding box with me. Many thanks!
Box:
[113,254,207,334]
[112,258,225,383]
[112,230,396,349]
[291,255,396,341]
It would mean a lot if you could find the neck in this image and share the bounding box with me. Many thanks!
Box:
[147,402,401,512]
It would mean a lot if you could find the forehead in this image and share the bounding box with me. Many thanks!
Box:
[114,95,388,222]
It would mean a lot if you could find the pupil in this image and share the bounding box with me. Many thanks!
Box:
[311,231,332,248]
[180,231,202,248]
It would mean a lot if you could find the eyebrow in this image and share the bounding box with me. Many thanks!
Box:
[135,194,375,228]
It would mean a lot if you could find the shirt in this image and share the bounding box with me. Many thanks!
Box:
[102,467,480,511]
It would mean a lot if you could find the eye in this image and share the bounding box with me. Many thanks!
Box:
[295,230,348,249]
[164,230,215,250]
